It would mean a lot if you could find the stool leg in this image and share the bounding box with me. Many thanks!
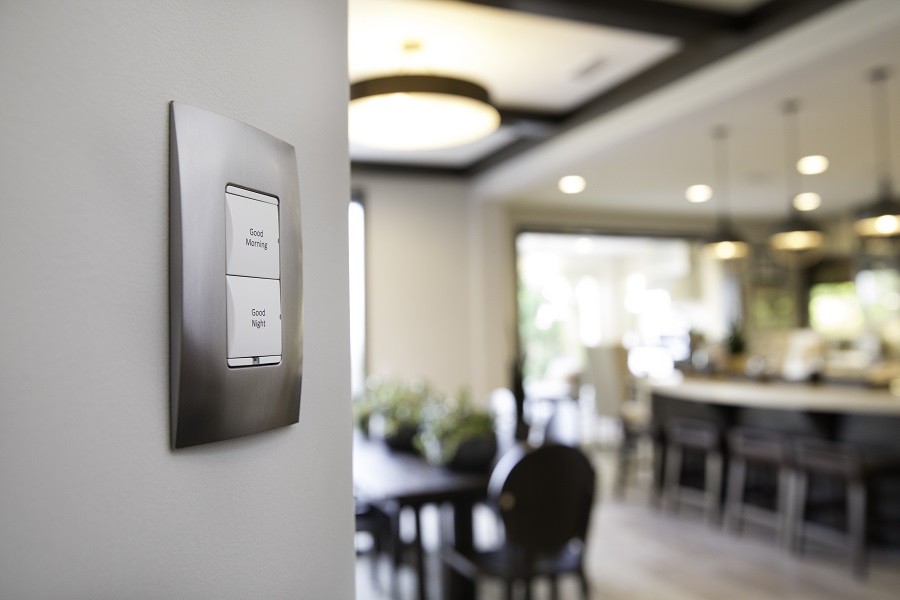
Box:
[777,468,794,550]
[792,472,808,554]
[370,529,381,589]
[847,479,868,578]
[664,444,682,513]
[615,432,631,498]
[725,457,747,533]
[705,451,723,525]
[414,507,426,600]
[651,440,666,507]
[389,506,403,598]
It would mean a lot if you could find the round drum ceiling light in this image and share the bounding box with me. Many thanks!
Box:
[349,75,501,151]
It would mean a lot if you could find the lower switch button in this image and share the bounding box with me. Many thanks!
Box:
[226,275,282,367]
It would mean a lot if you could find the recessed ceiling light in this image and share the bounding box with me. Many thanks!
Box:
[796,155,829,175]
[559,175,586,194]
[575,237,594,254]
[685,184,712,203]
[793,192,822,211]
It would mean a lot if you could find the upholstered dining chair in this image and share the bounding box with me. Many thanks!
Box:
[442,442,597,599]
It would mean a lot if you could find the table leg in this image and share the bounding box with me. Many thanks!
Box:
[414,506,426,600]
[389,503,402,599]
[441,499,477,600]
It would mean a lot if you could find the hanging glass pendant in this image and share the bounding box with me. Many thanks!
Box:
[703,126,750,261]
[768,100,824,268]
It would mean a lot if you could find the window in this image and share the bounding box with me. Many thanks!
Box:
[516,231,726,395]
[349,193,366,398]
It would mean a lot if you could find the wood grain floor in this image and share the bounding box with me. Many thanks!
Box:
[355,449,900,599]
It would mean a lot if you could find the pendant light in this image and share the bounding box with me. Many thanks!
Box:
[349,41,500,151]
[854,67,900,237]
[706,125,750,260]
[768,99,824,268]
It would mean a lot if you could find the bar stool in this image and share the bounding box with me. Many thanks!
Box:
[615,420,665,504]
[791,438,900,577]
[724,427,793,546]
[664,418,724,523]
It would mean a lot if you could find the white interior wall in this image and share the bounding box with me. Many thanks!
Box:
[353,171,475,398]
[468,199,518,402]
[0,2,353,598]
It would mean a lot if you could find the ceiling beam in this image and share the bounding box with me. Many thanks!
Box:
[569,0,850,128]
[468,0,850,174]
[351,161,470,178]
[452,0,743,38]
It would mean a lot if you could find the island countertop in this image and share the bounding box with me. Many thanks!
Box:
[651,376,900,415]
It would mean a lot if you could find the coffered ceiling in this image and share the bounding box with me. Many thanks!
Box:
[350,0,900,219]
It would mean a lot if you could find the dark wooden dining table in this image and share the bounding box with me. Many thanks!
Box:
[353,431,493,599]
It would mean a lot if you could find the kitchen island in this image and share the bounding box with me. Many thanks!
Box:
[650,376,900,545]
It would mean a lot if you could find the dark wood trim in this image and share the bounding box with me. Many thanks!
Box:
[351,161,470,178]
[455,0,743,38]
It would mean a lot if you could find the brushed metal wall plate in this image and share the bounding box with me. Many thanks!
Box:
[169,102,302,448]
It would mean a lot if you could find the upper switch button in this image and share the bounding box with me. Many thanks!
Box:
[225,186,280,279]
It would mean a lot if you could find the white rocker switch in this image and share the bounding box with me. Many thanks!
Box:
[225,186,280,280]
[226,275,282,367]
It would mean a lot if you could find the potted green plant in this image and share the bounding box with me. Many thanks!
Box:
[415,389,497,472]
[352,380,380,437]
[365,378,429,452]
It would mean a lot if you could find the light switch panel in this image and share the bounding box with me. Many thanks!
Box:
[169,102,302,449]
